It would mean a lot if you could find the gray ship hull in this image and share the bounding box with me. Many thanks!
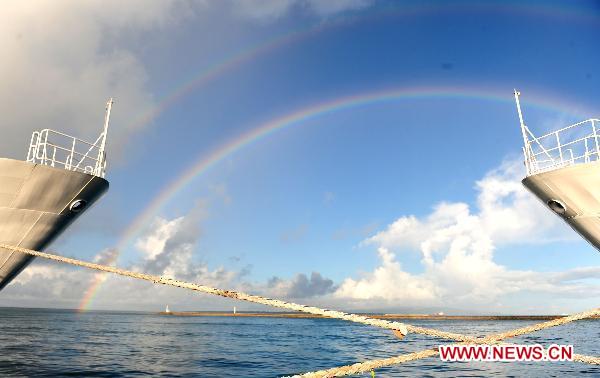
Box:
[523,161,600,252]
[0,158,108,289]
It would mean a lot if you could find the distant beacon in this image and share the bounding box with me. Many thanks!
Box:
[0,99,113,289]
[516,90,600,252]
[165,305,171,313]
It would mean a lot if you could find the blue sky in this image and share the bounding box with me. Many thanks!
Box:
[2,0,600,314]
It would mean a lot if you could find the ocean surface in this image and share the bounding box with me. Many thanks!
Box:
[0,308,598,377]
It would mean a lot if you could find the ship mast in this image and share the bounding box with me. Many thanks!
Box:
[97,98,113,177]
[514,89,528,150]
[514,89,532,175]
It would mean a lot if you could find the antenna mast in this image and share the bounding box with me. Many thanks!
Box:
[514,90,532,174]
[97,98,113,176]
[100,98,113,154]
[514,90,529,148]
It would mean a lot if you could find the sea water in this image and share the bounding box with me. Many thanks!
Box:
[0,308,598,377]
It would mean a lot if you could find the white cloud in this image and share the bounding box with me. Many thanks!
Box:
[266,272,336,298]
[366,160,573,252]
[1,196,336,311]
[2,201,245,311]
[0,0,375,164]
[135,217,184,261]
[336,160,600,313]
[335,248,438,302]
[475,160,567,244]
[0,1,187,160]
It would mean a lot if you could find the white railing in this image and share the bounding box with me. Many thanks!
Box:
[515,91,600,176]
[26,99,113,178]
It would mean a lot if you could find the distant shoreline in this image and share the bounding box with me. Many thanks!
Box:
[158,312,600,320]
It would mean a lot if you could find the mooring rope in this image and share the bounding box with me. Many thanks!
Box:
[295,307,600,377]
[0,244,497,342]
[2,244,598,377]
[294,349,440,378]
[0,244,406,336]
[574,354,600,365]
[293,350,600,378]
[480,307,600,343]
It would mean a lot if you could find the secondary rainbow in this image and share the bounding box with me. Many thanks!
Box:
[123,1,598,133]
[78,1,600,310]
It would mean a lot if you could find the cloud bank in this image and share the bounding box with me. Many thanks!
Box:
[334,160,600,313]
[0,1,193,159]
[3,199,333,311]
[3,201,241,310]
[267,272,337,299]
[1,0,377,164]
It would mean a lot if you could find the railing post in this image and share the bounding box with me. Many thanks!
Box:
[556,131,563,164]
[40,130,48,166]
[524,144,535,175]
[27,131,40,162]
[585,137,590,163]
[522,147,530,175]
[51,146,57,167]
[568,149,574,164]
[593,120,600,162]
[67,138,76,171]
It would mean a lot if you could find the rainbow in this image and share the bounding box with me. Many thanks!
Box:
[77,262,116,312]
[123,1,600,133]
[77,2,600,310]
[77,85,595,311]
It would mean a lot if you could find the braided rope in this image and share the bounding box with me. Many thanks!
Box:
[293,350,600,377]
[295,307,600,377]
[3,244,597,377]
[574,354,600,365]
[0,244,406,335]
[0,244,518,342]
[405,324,478,342]
[294,349,439,378]
[481,307,600,343]
[0,244,519,342]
